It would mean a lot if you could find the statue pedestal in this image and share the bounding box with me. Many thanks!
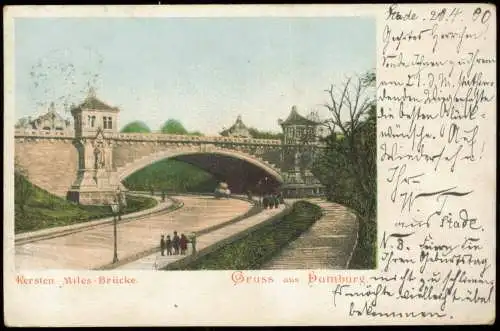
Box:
[67,168,126,205]
[69,105,122,205]
[281,169,324,198]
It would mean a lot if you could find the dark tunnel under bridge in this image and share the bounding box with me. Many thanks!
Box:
[122,152,284,195]
[173,153,283,194]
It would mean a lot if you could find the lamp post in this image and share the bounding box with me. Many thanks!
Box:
[257,177,269,207]
[110,200,119,264]
[264,177,270,208]
[110,188,125,264]
[264,176,269,196]
[257,179,262,206]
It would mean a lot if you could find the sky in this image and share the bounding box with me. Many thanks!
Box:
[15,17,375,135]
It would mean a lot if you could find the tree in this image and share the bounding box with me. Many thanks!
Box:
[161,119,188,135]
[311,71,377,268]
[15,159,34,214]
[220,127,284,140]
[121,121,151,133]
[15,117,31,129]
[248,128,284,140]
[315,70,376,220]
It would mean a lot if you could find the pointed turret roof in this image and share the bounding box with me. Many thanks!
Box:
[79,96,117,111]
[223,114,251,138]
[35,102,65,122]
[229,115,248,131]
[28,102,72,130]
[71,88,119,113]
[279,106,319,126]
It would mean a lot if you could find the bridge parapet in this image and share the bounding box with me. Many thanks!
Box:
[112,132,282,146]
[15,128,74,139]
[14,129,285,147]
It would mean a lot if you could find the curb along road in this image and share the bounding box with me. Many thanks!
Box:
[15,194,182,246]
[96,193,259,270]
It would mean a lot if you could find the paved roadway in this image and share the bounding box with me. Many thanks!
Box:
[117,204,287,270]
[261,198,358,269]
[15,196,252,270]
[118,198,358,271]
[15,194,174,245]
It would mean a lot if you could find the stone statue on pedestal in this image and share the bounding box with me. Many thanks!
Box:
[94,147,105,169]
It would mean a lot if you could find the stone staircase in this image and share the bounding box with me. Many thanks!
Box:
[262,199,358,270]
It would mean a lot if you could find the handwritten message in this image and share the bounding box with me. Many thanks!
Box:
[333,4,496,321]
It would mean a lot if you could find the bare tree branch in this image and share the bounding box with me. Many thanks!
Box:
[323,76,373,138]
[319,73,376,212]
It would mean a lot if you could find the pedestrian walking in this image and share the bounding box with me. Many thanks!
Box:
[166,234,173,255]
[161,190,166,202]
[190,233,197,255]
[268,195,274,209]
[274,194,279,208]
[180,234,188,255]
[160,235,165,256]
[173,231,180,255]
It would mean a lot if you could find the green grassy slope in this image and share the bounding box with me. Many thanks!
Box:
[15,176,157,234]
[122,159,218,193]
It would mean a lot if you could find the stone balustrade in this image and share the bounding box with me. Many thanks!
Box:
[112,132,282,146]
[14,129,283,146]
[14,129,326,149]
[14,128,74,138]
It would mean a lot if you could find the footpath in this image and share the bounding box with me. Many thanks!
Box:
[116,204,289,270]
[116,198,358,271]
[261,198,358,269]
[15,194,179,245]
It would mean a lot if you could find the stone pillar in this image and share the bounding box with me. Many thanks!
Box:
[66,91,124,205]
[67,129,122,205]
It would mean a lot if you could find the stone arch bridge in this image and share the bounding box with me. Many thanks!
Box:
[14,129,323,205]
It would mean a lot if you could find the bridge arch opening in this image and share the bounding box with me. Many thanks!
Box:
[118,149,283,195]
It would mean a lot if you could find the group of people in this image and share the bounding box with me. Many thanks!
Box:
[262,192,284,209]
[245,189,284,209]
[160,231,196,256]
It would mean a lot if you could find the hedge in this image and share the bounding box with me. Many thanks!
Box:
[177,200,323,270]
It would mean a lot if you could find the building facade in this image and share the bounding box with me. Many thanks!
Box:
[224,115,252,138]
[278,106,325,197]
[15,102,73,134]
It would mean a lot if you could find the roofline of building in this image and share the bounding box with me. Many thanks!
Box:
[71,106,120,114]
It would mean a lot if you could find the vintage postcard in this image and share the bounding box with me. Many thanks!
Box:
[4,4,496,326]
